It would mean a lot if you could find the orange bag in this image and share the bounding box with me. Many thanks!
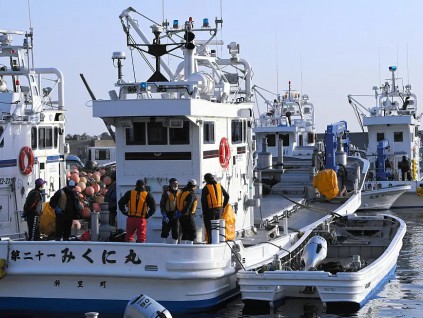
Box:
[312,169,339,200]
[222,204,236,240]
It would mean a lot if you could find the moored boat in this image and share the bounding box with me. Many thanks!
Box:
[0,8,365,316]
[349,66,423,209]
[237,213,407,312]
[0,29,67,239]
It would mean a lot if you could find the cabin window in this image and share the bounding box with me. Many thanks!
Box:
[203,122,215,144]
[231,120,245,144]
[95,149,110,160]
[170,121,189,145]
[376,133,384,142]
[31,127,37,149]
[45,128,53,148]
[299,135,304,146]
[54,127,59,148]
[394,132,403,142]
[0,126,4,147]
[38,127,53,149]
[279,134,289,146]
[39,128,46,148]
[148,122,168,145]
[265,134,276,147]
[126,122,146,145]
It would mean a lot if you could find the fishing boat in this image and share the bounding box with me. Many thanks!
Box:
[237,213,406,312]
[0,8,369,317]
[349,66,423,209]
[0,28,67,239]
[253,83,315,162]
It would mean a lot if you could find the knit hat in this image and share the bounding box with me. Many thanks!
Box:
[68,180,76,187]
[35,178,46,187]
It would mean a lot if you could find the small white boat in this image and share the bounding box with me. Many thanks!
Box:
[237,213,407,312]
[349,65,423,209]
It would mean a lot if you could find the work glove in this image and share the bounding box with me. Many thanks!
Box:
[55,208,62,215]
[161,211,169,224]
[174,210,182,219]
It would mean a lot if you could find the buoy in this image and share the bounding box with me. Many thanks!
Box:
[93,202,101,211]
[71,174,80,183]
[77,182,86,191]
[85,186,95,196]
[103,176,112,186]
[74,185,82,193]
[80,176,87,184]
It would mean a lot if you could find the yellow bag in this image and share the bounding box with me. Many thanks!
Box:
[312,169,339,200]
[222,204,236,240]
[40,202,56,236]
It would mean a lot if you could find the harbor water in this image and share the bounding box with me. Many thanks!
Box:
[4,209,423,318]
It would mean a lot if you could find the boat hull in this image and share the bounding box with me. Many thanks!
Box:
[238,215,406,310]
[359,184,410,210]
[0,241,240,315]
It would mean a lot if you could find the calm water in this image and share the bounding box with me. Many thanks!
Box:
[178,209,423,318]
[7,209,423,318]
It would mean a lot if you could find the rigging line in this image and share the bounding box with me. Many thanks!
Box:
[130,49,137,83]
[132,9,161,26]
[280,194,342,218]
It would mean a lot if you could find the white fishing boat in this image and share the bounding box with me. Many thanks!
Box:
[0,29,67,239]
[237,213,406,312]
[0,8,369,317]
[253,83,315,162]
[349,66,423,209]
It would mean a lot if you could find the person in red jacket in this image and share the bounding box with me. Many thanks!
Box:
[118,179,156,243]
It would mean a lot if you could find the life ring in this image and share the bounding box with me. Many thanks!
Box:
[219,137,230,169]
[19,146,34,175]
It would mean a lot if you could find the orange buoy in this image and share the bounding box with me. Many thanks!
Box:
[85,186,95,196]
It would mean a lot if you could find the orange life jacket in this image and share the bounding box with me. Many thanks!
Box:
[128,190,148,218]
[177,190,198,214]
[206,183,223,208]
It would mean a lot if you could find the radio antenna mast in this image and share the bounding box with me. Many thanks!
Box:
[27,0,35,70]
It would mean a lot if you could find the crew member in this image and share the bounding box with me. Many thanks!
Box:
[398,156,412,181]
[118,179,156,243]
[201,173,229,244]
[23,178,46,241]
[104,171,117,226]
[49,179,82,241]
[176,179,198,244]
[160,178,181,244]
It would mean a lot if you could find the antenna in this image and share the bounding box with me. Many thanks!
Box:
[27,0,35,70]
[276,32,279,96]
[300,51,303,95]
[219,0,223,57]
[407,43,410,85]
[378,44,381,85]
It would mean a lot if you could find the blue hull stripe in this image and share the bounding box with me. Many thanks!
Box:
[0,159,17,168]
[47,155,63,163]
[0,288,238,316]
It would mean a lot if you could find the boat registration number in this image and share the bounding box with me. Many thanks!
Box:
[0,178,13,185]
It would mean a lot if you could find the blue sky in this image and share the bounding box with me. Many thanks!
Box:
[3,0,423,136]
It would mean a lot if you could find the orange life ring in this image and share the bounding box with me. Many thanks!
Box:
[219,137,230,169]
[19,146,34,175]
